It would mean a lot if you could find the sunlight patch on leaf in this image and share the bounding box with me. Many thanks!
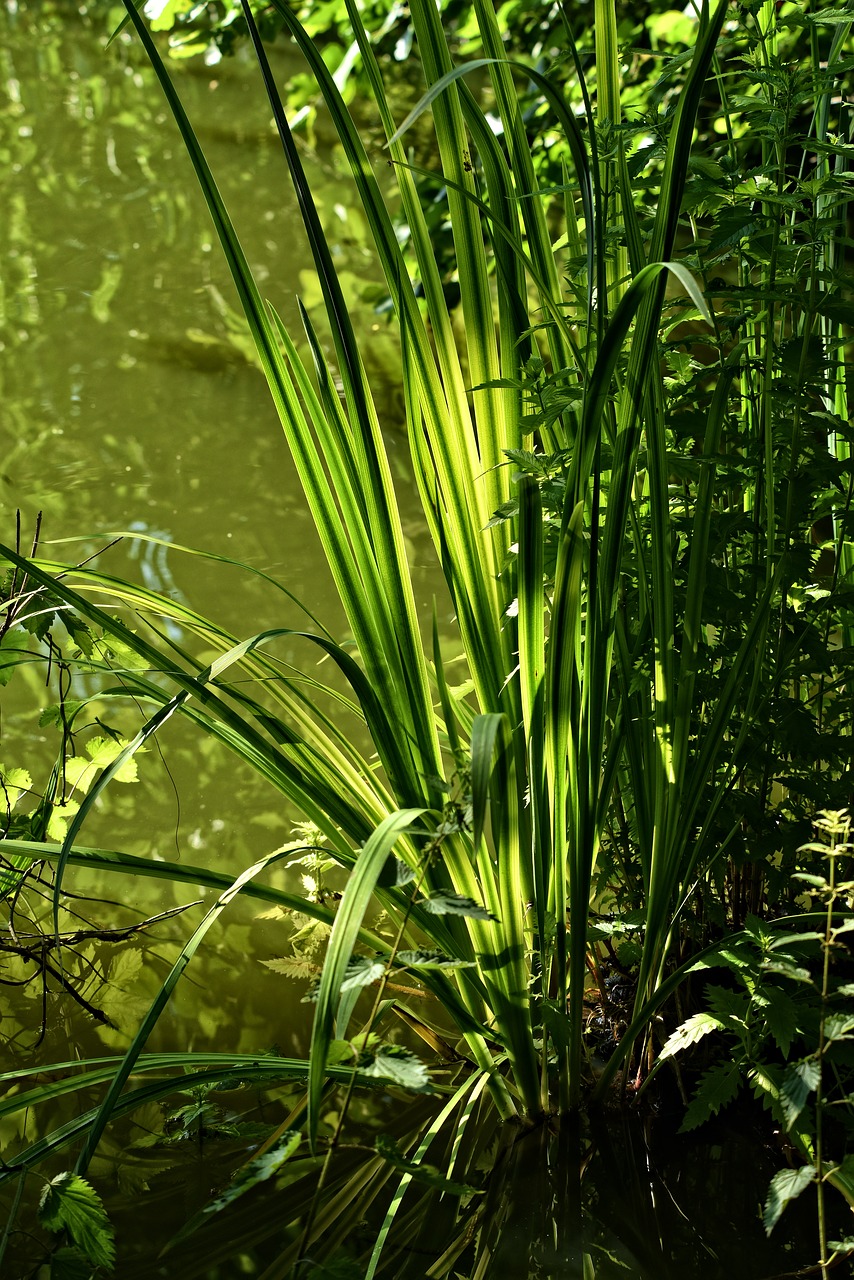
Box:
[659,1012,723,1060]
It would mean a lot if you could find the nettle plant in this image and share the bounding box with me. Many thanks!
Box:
[1,0,853,1272]
[657,811,854,1276]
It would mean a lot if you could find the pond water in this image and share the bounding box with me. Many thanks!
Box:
[0,7,842,1278]
[0,0,429,1048]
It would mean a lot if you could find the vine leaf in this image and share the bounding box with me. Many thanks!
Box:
[38,1172,115,1270]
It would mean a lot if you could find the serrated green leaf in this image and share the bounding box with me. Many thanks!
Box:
[341,955,386,992]
[750,1063,784,1114]
[768,931,823,947]
[63,615,94,657]
[680,1061,741,1131]
[38,1173,115,1270]
[46,800,81,843]
[780,1058,820,1129]
[374,1134,478,1195]
[39,701,87,728]
[303,954,386,1002]
[64,756,97,794]
[761,958,813,984]
[705,985,750,1024]
[824,1013,854,1043]
[361,1047,431,1091]
[764,1165,815,1235]
[421,892,496,921]
[0,631,32,687]
[760,986,800,1058]
[659,1012,724,1060]
[167,1131,300,1249]
[393,857,416,888]
[0,764,32,809]
[396,949,476,970]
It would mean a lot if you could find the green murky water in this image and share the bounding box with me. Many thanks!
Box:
[0,0,419,1149]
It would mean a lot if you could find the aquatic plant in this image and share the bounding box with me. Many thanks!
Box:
[2,0,853,1273]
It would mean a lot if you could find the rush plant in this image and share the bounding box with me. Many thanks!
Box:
[2,0,853,1272]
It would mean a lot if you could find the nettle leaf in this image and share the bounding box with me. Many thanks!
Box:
[769,931,823,948]
[659,1012,725,1061]
[360,1046,431,1091]
[87,737,142,783]
[749,1064,787,1126]
[758,986,800,1058]
[421,893,497,921]
[705,985,750,1026]
[0,631,33,687]
[326,1039,356,1066]
[262,956,316,979]
[168,1131,301,1248]
[715,946,754,970]
[394,857,417,888]
[835,984,854,998]
[304,954,385,1002]
[46,800,81,843]
[680,1061,741,1132]
[396,949,476,970]
[780,1058,820,1129]
[38,1172,115,1270]
[63,614,95,657]
[340,955,386,993]
[375,1134,478,1196]
[764,1165,815,1236]
[39,701,87,728]
[823,1013,854,1043]
[0,764,32,809]
[65,737,141,793]
[761,957,813,985]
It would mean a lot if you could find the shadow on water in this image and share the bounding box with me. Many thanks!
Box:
[382,1109,829,1280]
[74,1092,834,1280]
